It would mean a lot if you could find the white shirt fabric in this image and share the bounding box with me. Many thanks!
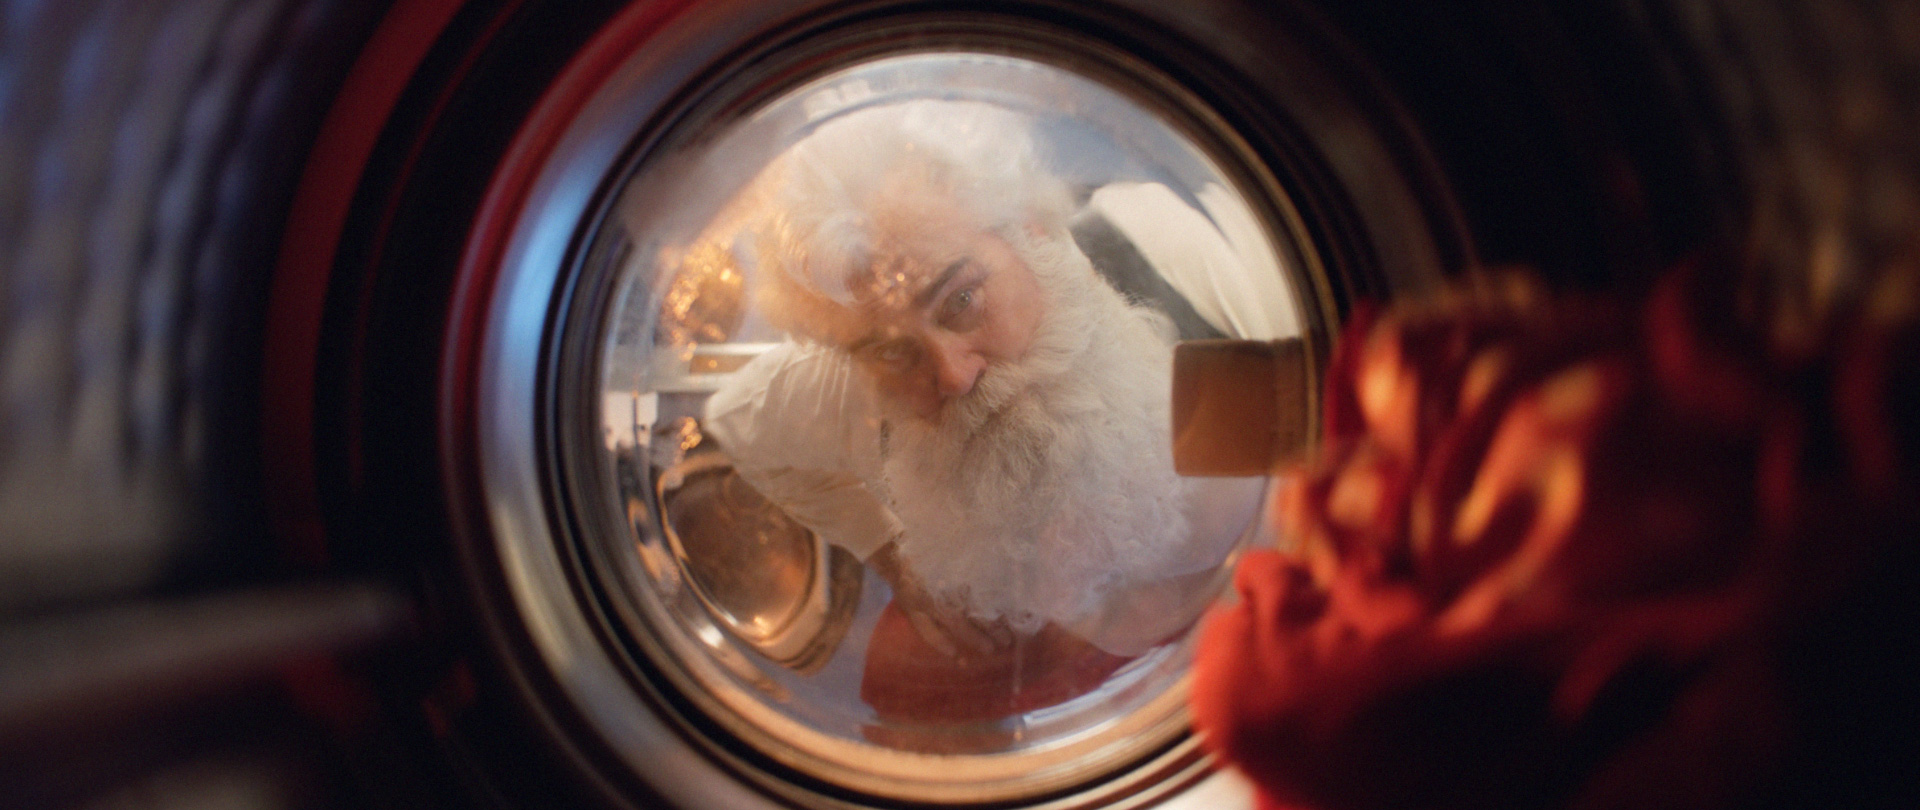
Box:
[700,183,1279,655]
[702,339,1265,656]
[702,342,904,561]
[1085,181,1299,341]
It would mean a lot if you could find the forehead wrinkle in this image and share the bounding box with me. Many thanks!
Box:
[859,230,963,305]
[912,259,968,308]
[845,174,982,323]
[854,253,918,308]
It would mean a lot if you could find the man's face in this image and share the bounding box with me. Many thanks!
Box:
[834,192,1047,422]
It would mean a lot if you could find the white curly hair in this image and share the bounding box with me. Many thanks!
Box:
[747,99,1077,341]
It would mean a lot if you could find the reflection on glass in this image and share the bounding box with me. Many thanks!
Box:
[602,54,1295,765]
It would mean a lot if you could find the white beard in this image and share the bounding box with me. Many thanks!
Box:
[879,236,1191,635]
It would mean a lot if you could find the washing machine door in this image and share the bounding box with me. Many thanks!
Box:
[283,2,1470,806]
[264,0,1500,806]
[7,0,1915,807]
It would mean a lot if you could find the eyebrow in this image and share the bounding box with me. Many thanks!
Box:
[843,259,970,354]
[911,259,969,309]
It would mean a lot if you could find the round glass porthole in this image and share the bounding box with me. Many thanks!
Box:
[566,50,1326,802]
[580,51,1318,798]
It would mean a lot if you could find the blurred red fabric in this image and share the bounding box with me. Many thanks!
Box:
[861,601,1130,726]
[1192,265,1918,810]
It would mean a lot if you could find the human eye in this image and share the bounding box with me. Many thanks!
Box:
[937,284,983,330]
[863,339,917,370]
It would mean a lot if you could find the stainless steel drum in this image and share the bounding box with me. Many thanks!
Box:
[656,450,864,675]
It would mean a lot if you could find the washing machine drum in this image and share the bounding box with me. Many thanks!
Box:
[657,451,863,675]
[318,5,1380,802]
[9,0,1912,805]
[271,0,1862,807]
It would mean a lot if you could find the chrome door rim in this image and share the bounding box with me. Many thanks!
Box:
[450,1,1460,805]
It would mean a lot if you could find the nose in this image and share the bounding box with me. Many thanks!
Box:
[924,335,984,404]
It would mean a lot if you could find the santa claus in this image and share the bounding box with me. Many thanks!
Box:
[703,100,1256,669]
